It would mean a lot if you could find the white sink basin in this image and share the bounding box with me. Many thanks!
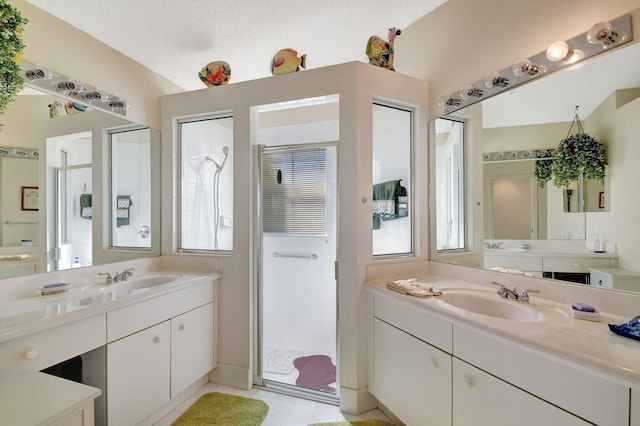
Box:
[485,247,527,252]
[83,273,183,293]
[437,292,544,322]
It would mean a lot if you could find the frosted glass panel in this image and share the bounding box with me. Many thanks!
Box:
[179,115,233,252]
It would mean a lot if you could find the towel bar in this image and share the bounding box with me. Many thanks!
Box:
[273,252,318,260]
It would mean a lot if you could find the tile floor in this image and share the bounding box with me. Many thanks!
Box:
[153,382,391,426]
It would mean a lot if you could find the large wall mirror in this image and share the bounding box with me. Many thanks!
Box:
[432,37,640,294]
[0,84,160,279]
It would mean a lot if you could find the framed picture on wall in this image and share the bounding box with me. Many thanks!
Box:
[21,186,39,211]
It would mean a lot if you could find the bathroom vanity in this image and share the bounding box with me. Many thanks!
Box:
[366,276,640,425]
[0,266,219,425]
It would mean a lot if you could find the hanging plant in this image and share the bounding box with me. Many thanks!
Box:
[0,0,28,120]
[534,159,553,187]
[551,133,606,188]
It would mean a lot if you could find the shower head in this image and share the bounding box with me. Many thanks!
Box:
[222,146,229,155]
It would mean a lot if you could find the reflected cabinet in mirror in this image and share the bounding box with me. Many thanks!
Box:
[432,39,640,294]
[0,85,160,279]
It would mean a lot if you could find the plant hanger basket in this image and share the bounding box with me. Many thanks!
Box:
[550,106,607,188]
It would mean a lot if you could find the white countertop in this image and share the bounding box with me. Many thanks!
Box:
[484,248,618,258]
[0,270,221,344]
[0,369,101,425]
[366,275,640,388]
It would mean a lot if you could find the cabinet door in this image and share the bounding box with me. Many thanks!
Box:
[452,358,589,426]
[632,389,640,426]
[373,318,451,426]
[107,321,170,426]
[171,303,215,397]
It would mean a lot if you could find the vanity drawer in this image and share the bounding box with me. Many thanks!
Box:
[107,279,214,342]
[374,293,452,353]
[543,257,610,273]
[454,323,629,426]
[590,270,613,288]
[0,314,106,371]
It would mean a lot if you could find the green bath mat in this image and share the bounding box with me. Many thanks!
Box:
[171,392,268,426]
[310,420,395,426]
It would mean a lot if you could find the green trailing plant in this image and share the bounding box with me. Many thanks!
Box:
[551,133,606,188]
[0,0,28,121]
[534,159,553,188]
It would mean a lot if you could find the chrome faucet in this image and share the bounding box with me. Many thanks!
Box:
[98,267,135,284]
[491,281,539,303]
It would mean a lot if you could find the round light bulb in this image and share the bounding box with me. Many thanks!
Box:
[587,21,618,46]
[484,72,510,89]
[512,59,546,77]
[546,41,570,62]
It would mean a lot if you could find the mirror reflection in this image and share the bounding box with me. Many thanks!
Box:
[434,40,640,294]
[0,86,159,278]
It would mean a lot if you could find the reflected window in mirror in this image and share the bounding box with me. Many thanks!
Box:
[372,102,412,257]
[179,114,233,253]
[434,117,466,252]
[110,127,153,249]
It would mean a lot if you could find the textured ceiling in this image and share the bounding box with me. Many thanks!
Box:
[25,0,447,91]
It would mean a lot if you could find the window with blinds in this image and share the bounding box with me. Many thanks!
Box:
[262,148,327,235]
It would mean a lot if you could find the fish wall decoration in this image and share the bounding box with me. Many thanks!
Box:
[366,27,401,71]
[271,48,307,75]
[199,61,231,87]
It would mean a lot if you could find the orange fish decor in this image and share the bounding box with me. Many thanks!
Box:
[199,61,231,87]
[366,27,401,71]
[270,48,307,75]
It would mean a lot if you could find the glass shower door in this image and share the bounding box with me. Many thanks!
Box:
[258,144,338,402]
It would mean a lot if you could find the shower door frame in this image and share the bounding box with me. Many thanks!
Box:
[253,142,339,404]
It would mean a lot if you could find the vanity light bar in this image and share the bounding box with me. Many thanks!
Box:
[483,149,554,162]
[20,60,129,117]
[440,14,632,115]
[0,146,39,160]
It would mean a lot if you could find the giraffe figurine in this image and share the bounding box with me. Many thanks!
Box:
[366,27,401,71]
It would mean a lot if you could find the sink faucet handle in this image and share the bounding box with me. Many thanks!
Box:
[490,280,508,294]
[98,271,115,283]
[518,288,540,303]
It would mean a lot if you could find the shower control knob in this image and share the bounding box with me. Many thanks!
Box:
[24,349,38,360]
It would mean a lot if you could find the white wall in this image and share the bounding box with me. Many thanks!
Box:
[161,62,429,413]
[13,0,183,129]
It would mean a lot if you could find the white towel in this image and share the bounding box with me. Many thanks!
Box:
[386,278,443,298]
[0,254,29,261]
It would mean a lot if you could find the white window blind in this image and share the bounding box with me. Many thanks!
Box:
[262,148,327,235]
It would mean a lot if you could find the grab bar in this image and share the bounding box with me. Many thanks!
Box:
[273,252,318,260]
[4,220,38,225]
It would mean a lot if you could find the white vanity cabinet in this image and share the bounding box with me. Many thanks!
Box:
[632,388,640,426]
[171,302,215,397]
[454,323,629,425]
[371,294,453,425]
[373,318,452,426]
[107,321,171,426]
[369,290,632,425]
[106,280,216,425]
[452,358,588,425]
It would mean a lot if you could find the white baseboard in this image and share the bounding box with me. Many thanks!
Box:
[209,363,252,390]
[339,386,378,415]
